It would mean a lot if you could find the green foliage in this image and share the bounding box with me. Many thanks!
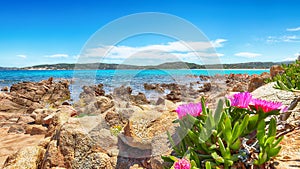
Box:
[163,98,283,168]
[271,60,300,91]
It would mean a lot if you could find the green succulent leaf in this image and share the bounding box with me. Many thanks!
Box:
[257,120,266,145]
[205,161,212,169]
[230,138,241,151]
[267,146,282,157]
[211,152,225,163]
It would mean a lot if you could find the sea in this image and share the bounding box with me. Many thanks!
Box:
[0,69,268,100]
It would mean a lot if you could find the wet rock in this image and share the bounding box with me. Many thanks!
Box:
[113,86,132,100]
[166,90,181,102]
[198,82,211,92]
[270,65,285,78]
[3,146,45,169]
[1,86,9,92]
[79,84,105,99]
[130,92,150,105]
[144,83,164,93]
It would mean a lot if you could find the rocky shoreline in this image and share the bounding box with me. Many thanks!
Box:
[0,66,299,169]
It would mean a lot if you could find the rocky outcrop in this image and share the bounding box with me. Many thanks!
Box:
[79,84,105,99]
[226,72,271,92]
[270,65,285,78]
[0,78,70,114]
[113,86,150,105]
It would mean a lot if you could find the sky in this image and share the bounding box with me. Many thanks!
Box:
[0,0,300,67]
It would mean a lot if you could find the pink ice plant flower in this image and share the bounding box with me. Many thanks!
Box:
[174,159,191,169]
[175,102,203,119]
[228,92,252,108]
[250,98,288,113]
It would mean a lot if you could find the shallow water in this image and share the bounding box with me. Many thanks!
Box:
[0,69,268,100]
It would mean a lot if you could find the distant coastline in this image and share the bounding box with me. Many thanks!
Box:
[0,61,290,70]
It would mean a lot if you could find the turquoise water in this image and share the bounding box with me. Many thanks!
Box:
[0,69,268,99]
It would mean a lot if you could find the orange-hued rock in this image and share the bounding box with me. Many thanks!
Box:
[274,128,300,169]
[270,65,285,78]
[0,128,44,168]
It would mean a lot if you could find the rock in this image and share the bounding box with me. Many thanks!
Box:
[120,109,178,151]
[17,115,35,124]
[42,115,118,169]
[144,83,164,93]
[1,86,9,92]
[130,92,150,105]
[113,86,132,100]
[166,90,181,102]
[198,83,211,92]
[0,99,24,113]
[41,140,65,168]
[79,84,105,99]
[7,124,25,134]
[105,111,125,127]
[0,78,71,115]
[252,82,295,106]
[270,65,285,78]
[31,108,55,125]
[251,82,300,123]
[94,96,114,113]
[79,152,113,169]
[156,97,165,105]
[25,125,48,135]
[3,146,45,169]
[38,137,51,148]
[45,106,77,137]
[248,77,265,92]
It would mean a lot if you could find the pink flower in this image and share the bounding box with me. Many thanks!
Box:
[228,92,252,108]
[250,99,288,113]
[176,103,203,119]
[174,159,191,169]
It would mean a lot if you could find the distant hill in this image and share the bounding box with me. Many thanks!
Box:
[21,61,293,70]
[0,67,19,70]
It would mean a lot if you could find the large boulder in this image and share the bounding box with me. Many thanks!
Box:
[41,115,118,169]
[251,82,300,124]
[3,146,45,169]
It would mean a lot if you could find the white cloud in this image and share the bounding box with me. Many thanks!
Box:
[267,35,300,43]
[45,54,69,58]
[286,27,300,32]
[282,57,297,61]
[17,54,27,58]
[234,52,262,58]
[211,39,227,48]
[81,39,226,59]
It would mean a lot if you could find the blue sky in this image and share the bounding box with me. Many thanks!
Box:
[0,0,300,67]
